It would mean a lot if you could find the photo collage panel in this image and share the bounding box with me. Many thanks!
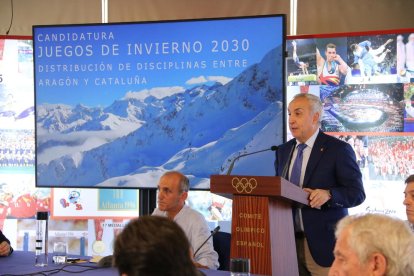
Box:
[286,31,414,219]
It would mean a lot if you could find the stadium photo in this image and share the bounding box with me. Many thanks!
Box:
[320,83,404,132]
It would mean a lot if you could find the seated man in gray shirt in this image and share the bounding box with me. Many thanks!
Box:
[152,171,219,269]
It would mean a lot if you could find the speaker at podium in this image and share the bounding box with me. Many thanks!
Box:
[210,174,309,276]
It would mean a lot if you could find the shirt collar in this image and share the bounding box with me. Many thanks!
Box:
[296,128,319,149]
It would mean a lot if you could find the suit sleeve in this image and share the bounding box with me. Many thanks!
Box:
[326,142,366,209]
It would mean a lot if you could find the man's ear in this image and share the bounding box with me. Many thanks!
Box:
[369,252,387,276]
[313,111,320,125]
[181,191,188,201]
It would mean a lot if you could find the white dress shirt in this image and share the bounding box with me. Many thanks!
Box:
[152,204,219,269]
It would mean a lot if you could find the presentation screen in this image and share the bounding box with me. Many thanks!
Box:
[33,15,286,189]
[285,29,414,220]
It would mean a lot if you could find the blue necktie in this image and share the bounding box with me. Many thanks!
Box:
[290,143,307,186]
[291,143,307,233]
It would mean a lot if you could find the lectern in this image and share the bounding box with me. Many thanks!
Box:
[210,175,309,276]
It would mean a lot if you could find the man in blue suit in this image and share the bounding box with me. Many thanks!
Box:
[275,93,365,276]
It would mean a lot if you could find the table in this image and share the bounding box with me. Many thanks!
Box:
[0,251,232,276]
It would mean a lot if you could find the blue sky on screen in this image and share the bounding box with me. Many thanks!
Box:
[34,16,283,107]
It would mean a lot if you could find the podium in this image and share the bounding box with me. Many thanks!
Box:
[210,175,309,276]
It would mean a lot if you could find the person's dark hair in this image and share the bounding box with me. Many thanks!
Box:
[350,43,358,51]
[405,174,414,185]
[113,215,199,276]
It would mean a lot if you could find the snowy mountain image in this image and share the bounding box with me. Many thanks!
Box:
[36,47,284,189]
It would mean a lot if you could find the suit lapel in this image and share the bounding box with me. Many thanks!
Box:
[281,139,297,178]
[303,132,328,187]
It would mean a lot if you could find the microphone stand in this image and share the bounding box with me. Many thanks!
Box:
[226,146,278,175]
[281,141,297,179]
[193,226,220,257]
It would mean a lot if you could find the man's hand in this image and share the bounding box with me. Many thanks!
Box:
[303,188,331,208]
[333,54,345,64]
[189,247,208,269]
[0,241,11,256]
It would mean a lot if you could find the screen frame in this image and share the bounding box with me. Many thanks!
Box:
[32,14,287,190]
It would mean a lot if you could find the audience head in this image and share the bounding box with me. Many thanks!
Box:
[404,174,414,224]
[288,93,323,143]
[113,215,199,276]
[156,171,189,217]
[329,213,414,276]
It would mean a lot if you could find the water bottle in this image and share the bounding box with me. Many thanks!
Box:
[80,237,86,256]
[23,232,29,251]
[35,211,49,266]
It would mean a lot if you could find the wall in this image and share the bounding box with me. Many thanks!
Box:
[0,0,414,36]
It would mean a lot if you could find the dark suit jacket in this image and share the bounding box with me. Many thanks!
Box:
[275,131,365,267]
[0,230,13,256]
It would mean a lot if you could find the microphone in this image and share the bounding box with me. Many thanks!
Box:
[226,146,278,175]
[193,225,220,257]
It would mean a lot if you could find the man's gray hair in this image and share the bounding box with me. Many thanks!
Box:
[335,213,414,276]
[162,171,190,192]
[292,93,324,124]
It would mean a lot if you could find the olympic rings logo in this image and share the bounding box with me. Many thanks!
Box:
[231,177,257,194]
